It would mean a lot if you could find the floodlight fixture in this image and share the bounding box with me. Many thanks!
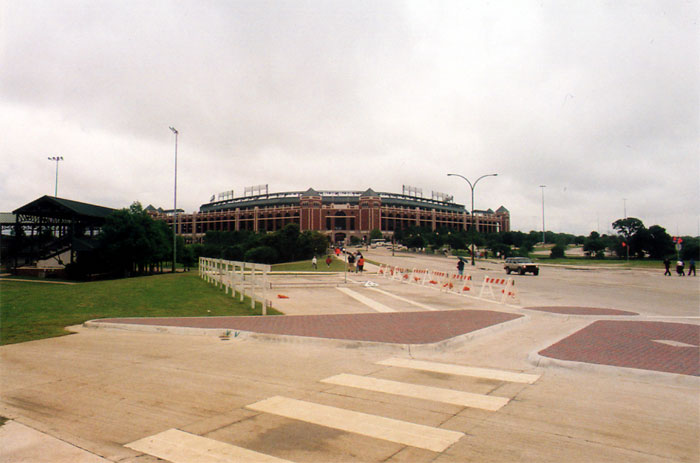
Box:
[48,156,64,197]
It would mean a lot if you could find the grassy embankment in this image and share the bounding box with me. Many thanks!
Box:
[0,271,280,346]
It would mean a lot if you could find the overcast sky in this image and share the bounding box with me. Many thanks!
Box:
[1,0,698,236]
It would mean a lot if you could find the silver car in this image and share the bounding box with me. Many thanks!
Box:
[504,257,539,275]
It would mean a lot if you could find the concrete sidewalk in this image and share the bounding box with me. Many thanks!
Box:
[2,254,698,462]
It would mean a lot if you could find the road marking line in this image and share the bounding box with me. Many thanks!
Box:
[368,287,438,311]
[126,428,292,462]
[377,357,540,384]
[321,373,509,411]
[652,339,699,348]
[336,287,396,312]
[246,396,464,453]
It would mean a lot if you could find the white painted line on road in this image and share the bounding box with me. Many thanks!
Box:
[246,396,464,453]
[368,287,439,311]
[644,316,700,319]
[377,357,540,384]
[321,373,509,411]
[336,286,396,312]
[652,339,699,348]
[126,428,292,462]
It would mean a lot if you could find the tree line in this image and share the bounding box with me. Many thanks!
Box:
[191,224,329,264]
[66,204,697,280]
[389,218,698,260]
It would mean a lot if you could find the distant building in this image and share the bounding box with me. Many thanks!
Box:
[148,188,510,244]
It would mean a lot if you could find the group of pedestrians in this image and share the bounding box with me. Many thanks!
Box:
[312,250,364,272]
[347,251,365,273]
[664,257,696,276]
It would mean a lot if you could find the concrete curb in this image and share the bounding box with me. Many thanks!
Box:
[83,312,530,354]
[524,318,700,387]
[527,350,700,387]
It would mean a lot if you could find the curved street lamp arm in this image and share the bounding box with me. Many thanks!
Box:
[473,173,498,188]
[447,173,473,190]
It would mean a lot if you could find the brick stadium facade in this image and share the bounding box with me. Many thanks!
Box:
[148,188,510,244]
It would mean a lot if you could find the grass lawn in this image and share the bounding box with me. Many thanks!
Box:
[272,257,348,272]
[0,271,281,346]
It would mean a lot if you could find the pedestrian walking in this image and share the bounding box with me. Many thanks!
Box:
[663,257,671,276]
[312,256,317,270]
[357,256,365,273]
[457,258,465,276]
[325,255,332,268]
[676,260,685,276]
[348,252,355,272]
[688,258,696,276]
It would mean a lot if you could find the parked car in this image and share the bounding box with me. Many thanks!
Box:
[504,257,539,275]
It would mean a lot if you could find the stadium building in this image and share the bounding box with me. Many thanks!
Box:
[147,187,510,244]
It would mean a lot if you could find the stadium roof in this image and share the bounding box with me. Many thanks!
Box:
[200,188,468,214]
[13,196,116,220]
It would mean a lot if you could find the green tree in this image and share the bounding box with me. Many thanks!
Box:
[299,230,330,257]
[612,217,645,239]
[244,245,278,264]
[369,228,383,241]
[646,225,674,259]
[583,231,607,258]
[550,243,566,258]
[679,236,699,261]
[99,202,172,276]
[612,217,645,258]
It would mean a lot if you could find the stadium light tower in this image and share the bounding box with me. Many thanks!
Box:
[48,156,63,197]
[169,126,179,273]
[447,172,498,266]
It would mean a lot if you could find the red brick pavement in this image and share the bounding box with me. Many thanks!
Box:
[524,306,638,316]
[539,320,700,376]
[96,310,522,345]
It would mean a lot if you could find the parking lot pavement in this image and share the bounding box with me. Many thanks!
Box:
[1,250,698,462]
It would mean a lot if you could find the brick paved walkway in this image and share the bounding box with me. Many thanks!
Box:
[523,306,638,316]
[539,320,700,376]
[97,310,522,344]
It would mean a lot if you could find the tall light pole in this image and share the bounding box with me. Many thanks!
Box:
[447,172,498,266]
[48,156,63,197]
[169,127,179,273]
[539,185,546,244]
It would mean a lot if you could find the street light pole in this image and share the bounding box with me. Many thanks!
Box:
[48,156,63,197]
[447,173,498,266]
[169,127,179,273]
[539,185,546,244]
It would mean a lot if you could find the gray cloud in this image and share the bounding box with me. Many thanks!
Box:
[1,0,697,235]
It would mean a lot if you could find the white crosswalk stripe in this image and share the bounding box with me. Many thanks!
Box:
[336,286,396,312]
[246,395,464,453]
[321,373,509,410]
[377,357,540,384]
[126,428,293,462]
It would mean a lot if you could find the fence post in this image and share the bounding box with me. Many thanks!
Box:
[239,262,245,302]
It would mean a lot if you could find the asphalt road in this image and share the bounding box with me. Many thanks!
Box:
[1,249,698,462]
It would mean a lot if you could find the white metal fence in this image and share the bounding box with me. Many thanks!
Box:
[199,257,271,315]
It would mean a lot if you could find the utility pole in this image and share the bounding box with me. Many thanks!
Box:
[169,127,179,273]
[539,185,546,244]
